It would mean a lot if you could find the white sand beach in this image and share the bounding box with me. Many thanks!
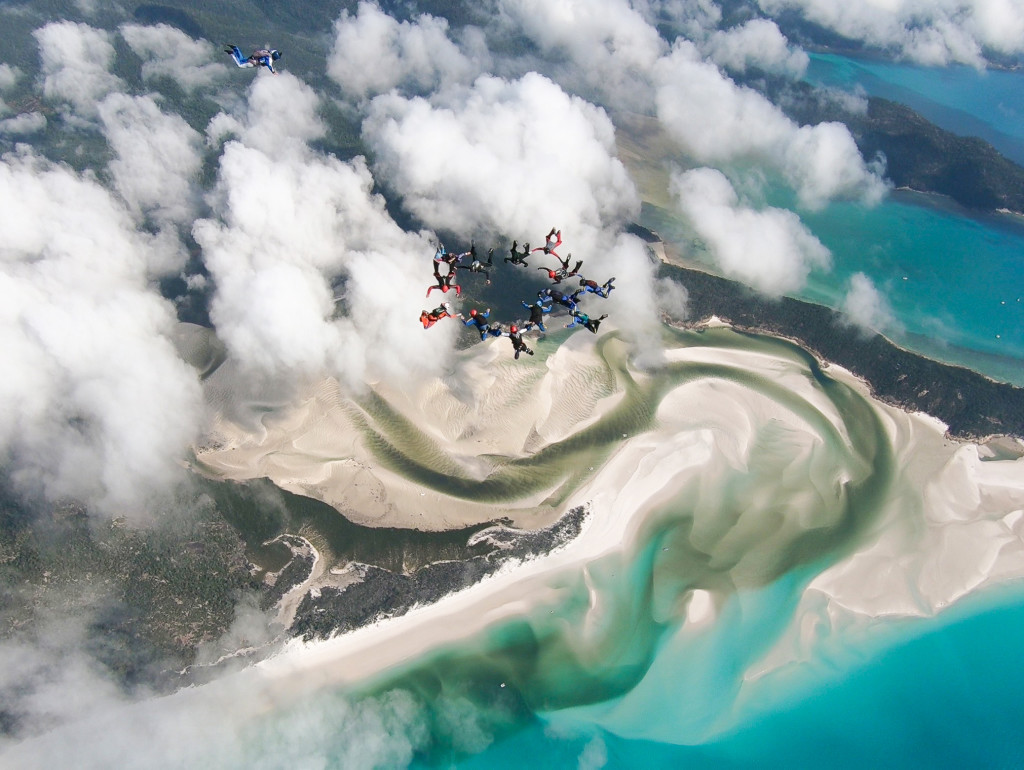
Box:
[191,321,1024,701]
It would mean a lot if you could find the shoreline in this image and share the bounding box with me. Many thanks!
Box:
[654,259,1024,440]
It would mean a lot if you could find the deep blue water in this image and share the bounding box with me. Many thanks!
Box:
[805,52,1024,166]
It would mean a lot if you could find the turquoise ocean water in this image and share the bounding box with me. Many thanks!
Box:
[456,584,1024,769]
[796,192,1024,385]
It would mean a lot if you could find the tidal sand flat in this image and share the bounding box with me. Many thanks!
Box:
[11,322,1021,768]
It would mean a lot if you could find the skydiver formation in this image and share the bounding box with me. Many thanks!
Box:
[420,227,617,357]
[221,46,612,358]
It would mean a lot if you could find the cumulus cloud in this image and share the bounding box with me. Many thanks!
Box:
[206,71,324,158]
[495,0,667,110]
[327,2,489,100]
[670,167,831,296]
[653,40,887,209]
[0,150,203,517]
[758,0,1024,67]
[704,18,809,77]
[97,93,204,231]
[0,63,21,92]
[0,112,47,135]
[841,271,898,334]
[363,72,639,238]
[120,23,226,93]
[195,74,455,387]
[33,21,124,117]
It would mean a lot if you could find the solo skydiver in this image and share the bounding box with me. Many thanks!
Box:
[567,309,608,334]
[504,325,534,359]
[537,254,583,284]
[421,303,457,329]
[463,308,503,340]
[457,244,494,284]
[427,270,461,298]
[538,287,581,312]
[578,275,615,298]
[432,242,460,278]
[530,227,563,258]
[504,240,530,267]
[521,299,552,333]
[225,45,281,74]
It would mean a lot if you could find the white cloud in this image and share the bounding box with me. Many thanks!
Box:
[0,112,47,135]
[0,150,203,517]
[841,271,897,334]
[363,72,640,238]
[757,0,1024,67]
[206,71,324,158]
[0,63,21,92]
[33,21,124,117]
[654,40,887,209]
[0,615,139,751]
[495,0,667,110]
[327,2,488,100]
[195,74,456,387]
[120,23,226,93]
[670,167,831,296]
[704,19,809,77]
[97,92,203,232]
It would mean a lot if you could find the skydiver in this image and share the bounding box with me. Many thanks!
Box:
[530,227,563,258]
[504,325,534,359]
[504,240,530,267]
[538,287,580,312]
[224,45,281,74]
[567,309,608,334]
[432,242,460,279]
[457,244,494,284]
[537,254,583,284]
[427,270,461,298]
[463,308,503,340]
[521,299,552,333]
[578,275,616,298]
[421,303,457,329]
